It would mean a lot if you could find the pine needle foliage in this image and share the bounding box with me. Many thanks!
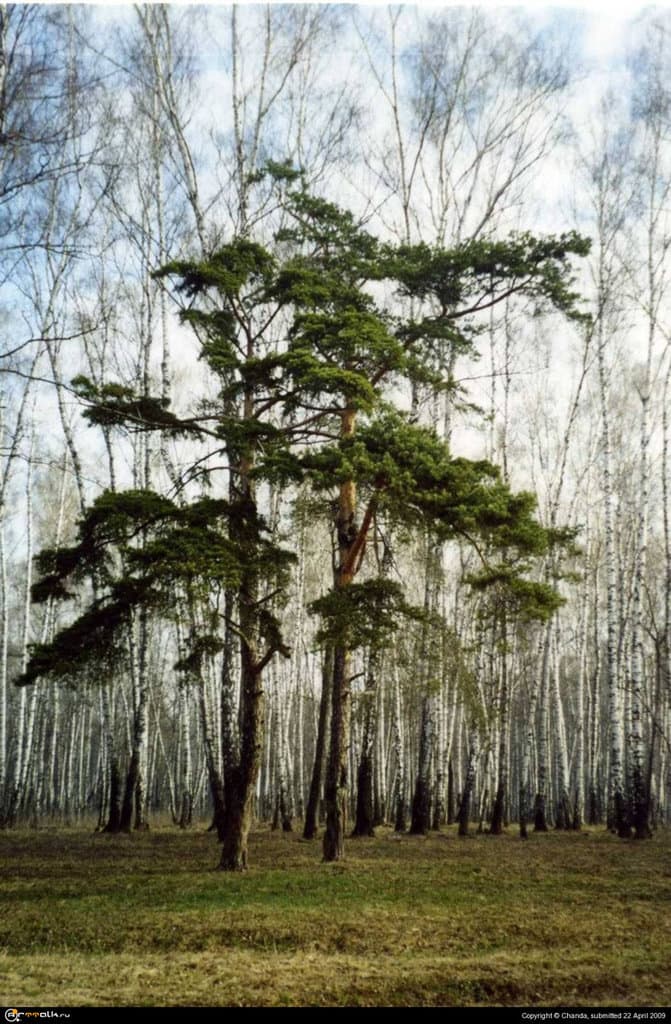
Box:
[19,174,589,691]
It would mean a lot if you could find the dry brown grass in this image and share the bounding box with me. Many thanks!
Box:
[0,824,669,1006]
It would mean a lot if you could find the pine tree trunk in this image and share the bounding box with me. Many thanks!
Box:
[292,527,307,821]
[323,407,359,863]
[218,640,264,870]
[104,755,123,834]
[120,748,139,833]
[220,589,239,839]
[303,648,333,839]
[323,645,351,861]
[352,752,375,837]
[410,695,434,834]
[352,650,378,838]
[219,435,266,870]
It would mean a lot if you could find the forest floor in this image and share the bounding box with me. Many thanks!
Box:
[0,824,669,1007]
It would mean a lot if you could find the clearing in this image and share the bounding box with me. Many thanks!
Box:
[0,825,669,1006]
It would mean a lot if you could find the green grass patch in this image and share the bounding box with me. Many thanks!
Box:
[0,825,669,1005]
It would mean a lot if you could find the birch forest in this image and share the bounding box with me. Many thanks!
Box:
[2,2,671,876]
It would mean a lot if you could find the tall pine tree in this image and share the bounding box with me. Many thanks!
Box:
[17,177,590,868]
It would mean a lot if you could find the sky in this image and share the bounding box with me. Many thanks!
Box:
[7,0,670,515]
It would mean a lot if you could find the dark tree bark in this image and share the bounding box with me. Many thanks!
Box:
[458,788,471,837]
[490,638,509,836]
[179,791,193,829]
[519,774,529,840]
[303,649,333,839]
[490,783,505,836]
[410,690,434,835]
[555,792,572,831]
[446,759,456,825]
[394,785,407,833]
[533,792,549,832]
[220,589,238,843]
[218,586,265,867]
[102,757,122,833]
[431,769,445,831]
[323,408,359,863]
[205,757,226,839]
[352,649,379,838]
[323,645,351,861]
[218,446,268,869]
[120,753,139,833]
[458,733,478,837]
[409,772,431,835]
[279,784,293,833]
[352,752,375,837]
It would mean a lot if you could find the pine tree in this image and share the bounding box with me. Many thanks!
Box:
[267,195,590,859]
[16,177,590,867]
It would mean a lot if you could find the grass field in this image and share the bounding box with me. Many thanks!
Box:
[1,824,670,1006]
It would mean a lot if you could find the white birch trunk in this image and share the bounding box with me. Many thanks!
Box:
[597,310,628,834]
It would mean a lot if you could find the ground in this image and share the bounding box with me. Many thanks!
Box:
[0,824,669,1007]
